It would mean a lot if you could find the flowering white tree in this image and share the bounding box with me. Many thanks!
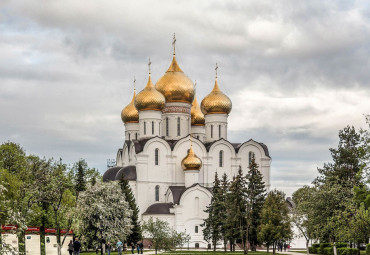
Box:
[75,180,132,248]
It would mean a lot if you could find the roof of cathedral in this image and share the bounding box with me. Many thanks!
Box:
[115,165,137,181]
[102,165,137,182]
[143,203,174,215]
[169,186,186,204]
[132,136,270,158]
[103,166,122,182]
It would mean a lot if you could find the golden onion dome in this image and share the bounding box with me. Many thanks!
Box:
[181,145,202,171]
[191,97,205,126]
[155,54,195,104]
[201,78,232,115]
[121,90,139,123]
[135,74,165,111]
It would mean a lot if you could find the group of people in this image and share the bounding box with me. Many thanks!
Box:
[67,237,146,255]
[68,238,81,255]
[277,242,290,252]
[116,240,144,255]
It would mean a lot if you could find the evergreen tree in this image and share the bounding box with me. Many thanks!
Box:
[73,159,87,198]
[220,173,229,251]
[226,166,248,253]
[246,154,266,251]
[202,172,223,251]
[120,174,142,244]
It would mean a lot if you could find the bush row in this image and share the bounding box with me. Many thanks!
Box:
[309,243,358,255]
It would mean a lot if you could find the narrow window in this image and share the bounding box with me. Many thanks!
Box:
[155,148,159,165]
[144,122,146,135]
[128,133,130,141]
[211,125,213,138]
[177,117,181,136]
[166,118,169,136]
[197,135,199,139]
[195,226,198,233]
[135,133,138,140]
[155,185,160,201]
[219,125,221,138]
[249,151,255,166]
[195,197,199,216]
[159,123,161,136]
[219,150,223,167]
[195,243,199,249]
[152,121,154,135]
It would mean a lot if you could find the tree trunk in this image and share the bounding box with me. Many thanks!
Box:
[155,248,157,255]
[306,239,310,255]
[272,242,276,255]
[267,244,270,253]
[224,239,227,252]
[213,239,216,252]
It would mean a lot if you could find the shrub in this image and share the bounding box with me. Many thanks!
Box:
[310,243,320,254]
[319,243,332,254]
[337,248,360,255]
[336,243,348,249]
[324,247,334,255]
[366,243,370,255]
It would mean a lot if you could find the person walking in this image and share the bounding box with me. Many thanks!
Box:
[136,242,140,254]
[106,242,112,255]
[131,243,135,254]
[68,240,73,255]
[117,240,123,255]
[139,242,144,254]
[73,238,81,255]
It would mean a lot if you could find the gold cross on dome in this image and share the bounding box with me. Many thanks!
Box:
[148,58,152,74]
[172,33,176,54]
[215,63,218,79]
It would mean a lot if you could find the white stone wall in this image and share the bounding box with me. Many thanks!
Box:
[191,126,205,142]
[139,110,162,139]
[124,122,139,141]
[204,114,228,142]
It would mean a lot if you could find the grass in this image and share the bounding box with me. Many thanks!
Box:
[80,251,289,255]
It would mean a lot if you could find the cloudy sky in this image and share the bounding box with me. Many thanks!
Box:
[1,0,369,196]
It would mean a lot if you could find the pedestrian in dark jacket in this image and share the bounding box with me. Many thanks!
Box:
[73,238,81,255]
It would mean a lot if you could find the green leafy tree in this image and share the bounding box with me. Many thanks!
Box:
[142,217,171,255]
[246,154,267,251]
[76,180,132,249]
[258,190,292,255]
[120,174,142,244]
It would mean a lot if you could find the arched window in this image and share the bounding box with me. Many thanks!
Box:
[249,151,255,166]
[135,133,138,140]
[219,125,221,138]
[177,117,181,136]
[152,121,154,135]
[195,226,198,233]
[195,243,199,249]
[211,125,213,138]
[128,133,131,141]
[166,118,169,136]
[155,185,160,201]
[155,148,159,165]
[219,150,224,167]
[144,122,146,135]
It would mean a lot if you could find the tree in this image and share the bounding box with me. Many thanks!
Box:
[202,172,223,251]
[76,180,132,249]
[246,154,267,251]
[258,190,292,255]
[292,186,316,254]
[226,166,248,253]
[73,159,87,199]
[119,174,142,244]
[220,173,229,251]
[142,217,171,254]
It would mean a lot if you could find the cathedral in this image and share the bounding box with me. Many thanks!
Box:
[103,39,271,248]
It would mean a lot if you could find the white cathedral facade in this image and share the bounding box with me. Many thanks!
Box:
[103,43,271,248]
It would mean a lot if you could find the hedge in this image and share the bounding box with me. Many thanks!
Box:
[323,247,334,255]
[366,244,370,255]
[336,243,348,249]
[337,248,360,255]
[319,243,332,254]
[310,244,321,254]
